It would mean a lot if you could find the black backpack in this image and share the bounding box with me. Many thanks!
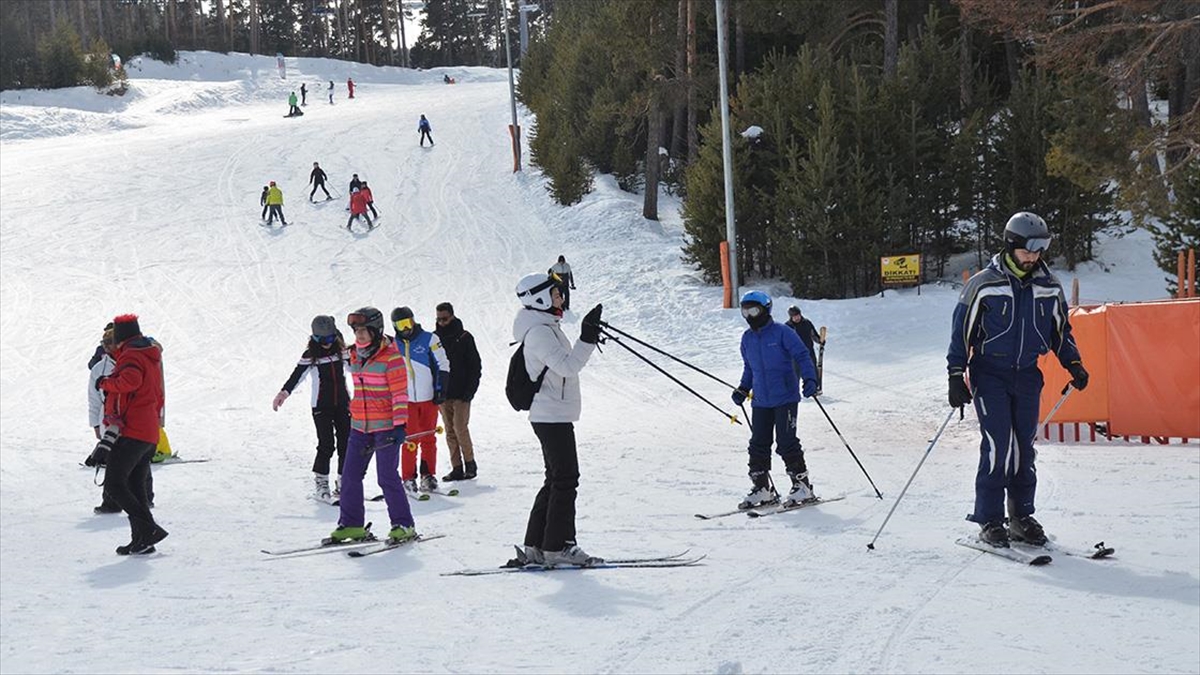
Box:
[505,342,548,411]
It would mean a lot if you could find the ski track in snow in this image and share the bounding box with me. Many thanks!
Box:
[1,51,1197,674]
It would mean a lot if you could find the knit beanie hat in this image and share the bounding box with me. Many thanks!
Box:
[112,314,141,344]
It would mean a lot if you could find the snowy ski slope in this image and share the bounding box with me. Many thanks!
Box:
[1,52,1197,674]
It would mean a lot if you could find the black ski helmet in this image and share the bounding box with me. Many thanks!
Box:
[347,307,384,337]
[1004,212,1052,253]
[390,306,416,336]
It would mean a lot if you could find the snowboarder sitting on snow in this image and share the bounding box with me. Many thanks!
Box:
[443,74,451,84]
[948,211,1088,549]
[260,185,270,220]
[265,181,288,226]
[287,91,302,117]
[273,315,351,504]
[731,291,820,510]
[359,181,378,218]
[346,187,373,231]
[309,162,331,201]
[418,114,434,147]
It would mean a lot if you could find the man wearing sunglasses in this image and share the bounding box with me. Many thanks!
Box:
[948,211,1089,550]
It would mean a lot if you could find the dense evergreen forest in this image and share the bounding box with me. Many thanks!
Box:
[1,0,1196,296]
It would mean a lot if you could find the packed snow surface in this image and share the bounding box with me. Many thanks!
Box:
[1,52,1196,674]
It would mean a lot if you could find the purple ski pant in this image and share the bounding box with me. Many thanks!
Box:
[337,428,414,530]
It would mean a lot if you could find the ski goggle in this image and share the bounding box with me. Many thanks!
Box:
[312,334,336,345]
[346,312,373,328]
[518,273,562,301]
[1020,237,1052,253]
[394,318,414,332]
[740,305,766,319]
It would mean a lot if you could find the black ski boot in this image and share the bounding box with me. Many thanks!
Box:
[1008,515,1048,546]
[464,460,478,480]
[442,466,466,482]
[978,521,1010,548]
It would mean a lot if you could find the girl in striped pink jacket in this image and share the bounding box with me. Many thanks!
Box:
[330,307,417,545]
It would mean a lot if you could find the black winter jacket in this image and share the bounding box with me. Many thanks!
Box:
[434,318,481,401]
[281,345,350,409]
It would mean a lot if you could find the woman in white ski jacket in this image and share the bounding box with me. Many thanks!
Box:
[511,271,603,567]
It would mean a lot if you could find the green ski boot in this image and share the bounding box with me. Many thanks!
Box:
[387,525,417,545]
[329,525,371,543]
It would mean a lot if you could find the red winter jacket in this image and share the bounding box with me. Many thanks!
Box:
[360,186,374,204]
[350,190,368,215]
[100,337,164,444]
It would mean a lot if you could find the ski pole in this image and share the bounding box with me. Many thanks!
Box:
[813,396,883,499]
[404,425,444,451]
[599,321,741,391]
[867,407,956,551]
[1041,383,1074,426]
[600,328,743,425]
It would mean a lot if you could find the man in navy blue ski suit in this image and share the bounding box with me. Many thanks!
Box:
[948,212,1089,548]
[731,291,820,510]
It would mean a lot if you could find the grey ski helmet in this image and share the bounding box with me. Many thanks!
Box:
[346,307,384,336]
[1004,212,1051,253]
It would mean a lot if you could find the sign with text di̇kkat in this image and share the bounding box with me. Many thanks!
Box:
[880,254,921,285]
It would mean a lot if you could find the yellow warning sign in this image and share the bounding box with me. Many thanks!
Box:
[880,254,921,285]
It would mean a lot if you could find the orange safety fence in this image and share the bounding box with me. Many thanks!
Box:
[1038,297,1200,440]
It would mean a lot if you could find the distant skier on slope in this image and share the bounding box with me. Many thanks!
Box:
[309,162,332,201]
[300,82,307,106]
[785,305,823,393]
[260,185,270,220]
[359,180,378,218]
[264,181,288,226]
[272,316,351,504]
[549,255,576,311]
[418,114,434,147]
[327,80,334,104]
[347,77,355,99]
[731,291,819,510]
[346,187,373,231]
[948,212,1089,550]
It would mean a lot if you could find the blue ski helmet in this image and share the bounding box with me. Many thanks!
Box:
[739,290,772,312]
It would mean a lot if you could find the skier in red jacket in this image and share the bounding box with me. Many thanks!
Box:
[346,187,373,231]
[347,77,355,99]
[359,181,379,218]
[93,314,169,555]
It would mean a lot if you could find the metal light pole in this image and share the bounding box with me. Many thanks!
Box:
[714,0,738,301]
[502,0,521,172]
[518,0,539,58]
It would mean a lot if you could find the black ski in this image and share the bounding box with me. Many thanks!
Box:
[347,533,446,557]
[694,495,842,520]
[955,537,1052,565]
[443,555,706,577]
[746,495,846,518]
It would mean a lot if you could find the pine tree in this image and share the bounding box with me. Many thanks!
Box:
[1152,160,1200,294]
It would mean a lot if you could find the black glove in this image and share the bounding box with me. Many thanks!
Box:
[802,378,818,398]
[1067,361,1089,391]
[87,428,119,466]
[948,370,972,408]
[731,388,749,406]
[94,376,107,391]
[580,304,603,344]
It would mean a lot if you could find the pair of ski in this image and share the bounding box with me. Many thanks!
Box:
[694,495,845,520]
[443,548,706,577]
[955,536,1116,566]
[261,528,445,558]
[79,457,210,468]
[369,489,459,503]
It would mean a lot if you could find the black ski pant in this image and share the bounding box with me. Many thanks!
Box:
[367,201,378,217]
[267,204,286,224]
[747,402,806,476]
[103,437,161,543]
[261,203,269,220]
[99,467,153,510]
[311,405,350,476]
[310,181,331,200]
[524,422,580,552]
[347,213,372,229]
[419,130,434,146]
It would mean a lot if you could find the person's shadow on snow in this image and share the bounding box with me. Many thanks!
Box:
[85,557,154,589]
[535,568,659,617]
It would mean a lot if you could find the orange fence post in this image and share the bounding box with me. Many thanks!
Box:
[720,241,732,308]
[962,269,969,284]
[1189,248,1196,298]
[1178,252,1186,299]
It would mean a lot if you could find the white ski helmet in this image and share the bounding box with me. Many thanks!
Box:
[516,272,559,310]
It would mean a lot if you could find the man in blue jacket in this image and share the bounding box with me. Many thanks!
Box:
[948,212,1089,549]
[732,291,820,509]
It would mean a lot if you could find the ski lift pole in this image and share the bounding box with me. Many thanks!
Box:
[813,396,882,499]
[867,407,956,551]
[599,321,741,391]
[600,329,742,425]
